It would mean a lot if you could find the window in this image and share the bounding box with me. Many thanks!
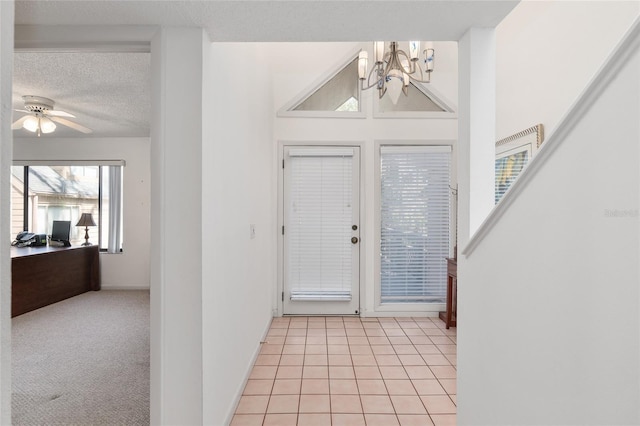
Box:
[292,58,360,112]
[379,146,451,304]
[10,163,123,251]
[378,82,447,113]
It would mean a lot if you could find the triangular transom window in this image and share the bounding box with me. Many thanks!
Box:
[291,58,360,112]
[378,82,448,113]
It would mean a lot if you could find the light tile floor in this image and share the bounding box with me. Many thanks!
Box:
[231,316,456,426]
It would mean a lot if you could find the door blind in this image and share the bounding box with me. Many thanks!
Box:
[380,146,451,304]
[287,149,354,300]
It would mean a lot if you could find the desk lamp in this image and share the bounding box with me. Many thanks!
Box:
[76,213,96,246]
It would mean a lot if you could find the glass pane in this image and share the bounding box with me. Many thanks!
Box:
[29,166,99,245]
[293,59,360,112]
[378,82,446,113]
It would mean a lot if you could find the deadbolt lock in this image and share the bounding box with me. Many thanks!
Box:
[351,237,359,244]
[352,225,358,231]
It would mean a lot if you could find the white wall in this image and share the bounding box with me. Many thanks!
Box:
[457,28,496,248]
[202,42,276,426]
[496,0,640,140]
[150,27,204,425]
[271,42,458,317]
[13,137,150,289]
[0,1,14,423]
[458,23,640,425]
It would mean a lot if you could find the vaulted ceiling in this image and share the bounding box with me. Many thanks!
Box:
[12,0,519,138]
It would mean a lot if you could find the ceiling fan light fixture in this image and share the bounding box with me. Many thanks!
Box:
[22,115,39,132]
[13,95,92,135]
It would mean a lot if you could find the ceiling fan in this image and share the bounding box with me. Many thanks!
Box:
[12,95,92,136]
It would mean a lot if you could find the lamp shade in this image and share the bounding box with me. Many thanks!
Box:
[22,115,39,132]
[40,116,57,134]
[386,69,404,105]
[76,213,96,227]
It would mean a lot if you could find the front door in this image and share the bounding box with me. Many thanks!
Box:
[283,146,360,315]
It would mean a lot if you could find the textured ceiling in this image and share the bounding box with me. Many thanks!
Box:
[13,52,150,138]
[12,0,518,139]
[13,52,151,137]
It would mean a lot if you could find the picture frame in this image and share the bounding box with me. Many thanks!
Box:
[495,124,544,203]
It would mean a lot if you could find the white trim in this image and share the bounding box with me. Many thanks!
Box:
[463,15,640,257]
[277,47,366,119]
[279,110,365,119]
[373,139,457,313]
[14,25,154,52]
[13,159,126,166]
[223,318,273,426]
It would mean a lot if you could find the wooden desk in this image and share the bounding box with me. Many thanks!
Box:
[11,245,100,317]
[439,257,457,329]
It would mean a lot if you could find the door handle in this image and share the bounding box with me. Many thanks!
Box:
[351,237,359,244]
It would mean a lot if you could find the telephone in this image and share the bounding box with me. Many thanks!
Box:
[12,232,47,248]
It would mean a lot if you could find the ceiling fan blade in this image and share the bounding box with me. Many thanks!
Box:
[50,116,93,134]
[46,109,75,118]
[12,116,29,130]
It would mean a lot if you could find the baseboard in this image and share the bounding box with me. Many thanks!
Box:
[360,311,441,318]
[223,316,273,426]
[100,286,150,291]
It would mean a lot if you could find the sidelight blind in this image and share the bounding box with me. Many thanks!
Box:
[380,146,451,304]
[287,148,354,300]
[107,166,123,253]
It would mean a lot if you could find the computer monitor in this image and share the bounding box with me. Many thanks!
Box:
[51,220,71,244]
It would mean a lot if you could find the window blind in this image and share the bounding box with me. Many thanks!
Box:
[380,145,451,304]
[287,149,354,300]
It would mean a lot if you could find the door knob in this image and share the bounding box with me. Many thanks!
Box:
[351,237,359,244]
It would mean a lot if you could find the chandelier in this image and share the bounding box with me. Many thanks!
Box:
[358,41,435,104]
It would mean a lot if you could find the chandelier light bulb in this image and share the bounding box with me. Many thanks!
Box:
[409,41,420,61]
[374,41,385,64]
[425,45,435,72]
[358,51,368,80]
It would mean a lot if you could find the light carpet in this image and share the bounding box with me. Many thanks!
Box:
[12,290,150,425]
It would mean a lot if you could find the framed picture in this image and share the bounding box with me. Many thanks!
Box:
[495,124,544,203]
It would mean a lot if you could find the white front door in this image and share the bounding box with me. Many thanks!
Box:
[283,146,360,315]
